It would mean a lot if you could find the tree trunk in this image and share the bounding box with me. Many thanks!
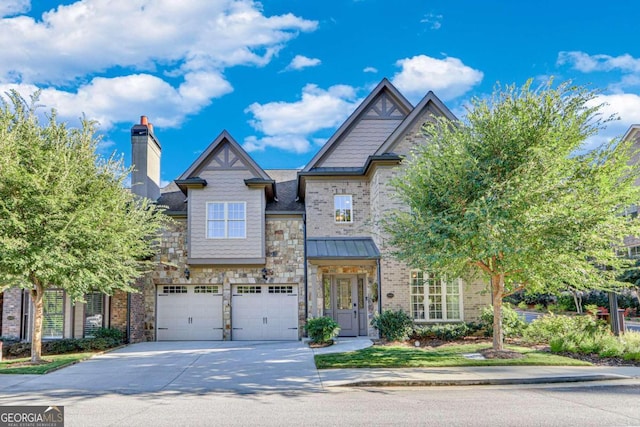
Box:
[571,290,583,314]
[491,273,505,351]
[30,280,44,364]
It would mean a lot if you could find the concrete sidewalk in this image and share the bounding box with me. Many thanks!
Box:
[312,338,640,387]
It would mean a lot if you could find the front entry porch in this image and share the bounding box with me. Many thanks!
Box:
[306,237,381,338]
[322,275,367,337]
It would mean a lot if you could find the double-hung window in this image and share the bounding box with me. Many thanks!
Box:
[43,289,64,339]
[334,195,353,223]
[410,270,462,321]
[84,292,104,338]
[207,202,246,238]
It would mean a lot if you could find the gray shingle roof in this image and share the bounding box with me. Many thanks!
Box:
[307,237,380,259]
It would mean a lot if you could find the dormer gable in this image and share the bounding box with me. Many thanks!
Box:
[177,130,275,200]
[375,91,458,156]
[303,78,412,171]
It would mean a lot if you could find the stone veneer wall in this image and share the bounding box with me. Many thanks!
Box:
[1,287,22,339]
[309,264,379,338]
[143,216,305,341]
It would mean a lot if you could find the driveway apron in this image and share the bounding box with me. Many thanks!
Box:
[1,341,322,395]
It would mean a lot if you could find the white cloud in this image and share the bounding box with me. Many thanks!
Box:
[0,0,30,17]
[246,84,357,135]
[0,0,317,129]
[1,72,233,129]
[391,55,483,102]
[285,55,321,71]
[557,51,640,74]
[243,135,312,153]
[243,84,360,152]
[581,93,640,151]
[363,66,378,73]
[420,13,443,30]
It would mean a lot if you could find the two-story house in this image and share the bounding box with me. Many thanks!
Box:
[2,78,495,342]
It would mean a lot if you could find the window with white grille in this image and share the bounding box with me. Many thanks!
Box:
[410,270,462,321]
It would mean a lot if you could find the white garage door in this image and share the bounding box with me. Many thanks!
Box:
[156,285,223,341]
[232,285,299,340]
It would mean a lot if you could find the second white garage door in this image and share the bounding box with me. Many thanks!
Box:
[231,284,299,340]
[156,284,223,341]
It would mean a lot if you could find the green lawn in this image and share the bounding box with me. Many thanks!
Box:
[315,343,590,369]
[0,352,96,374]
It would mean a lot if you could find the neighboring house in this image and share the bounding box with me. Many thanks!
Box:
[622,124,640,254]
[1,78,491,342]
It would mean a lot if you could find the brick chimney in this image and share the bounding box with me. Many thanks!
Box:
[131,115,161,200]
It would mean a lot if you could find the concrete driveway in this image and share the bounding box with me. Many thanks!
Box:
[1,341,323,395]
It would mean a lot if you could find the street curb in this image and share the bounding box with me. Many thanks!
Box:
[334,374,631,387]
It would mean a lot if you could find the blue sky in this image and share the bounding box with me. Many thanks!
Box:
[2,0,640,184]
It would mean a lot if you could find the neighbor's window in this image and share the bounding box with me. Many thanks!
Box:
[43,289,64,339]
[334,195,352,223]
[207,202,246,238]
[410,270,462,321]
[84,292,104,338]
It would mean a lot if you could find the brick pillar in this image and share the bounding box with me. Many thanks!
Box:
[1,288,23,339]
[110,290,128,336]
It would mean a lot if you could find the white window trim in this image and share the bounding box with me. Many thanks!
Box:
[334,194,353,224]
[410,270,463,322]
[206,201,247,239]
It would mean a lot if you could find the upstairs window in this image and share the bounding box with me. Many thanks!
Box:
[334,195,353,223]
[207,202,246,238]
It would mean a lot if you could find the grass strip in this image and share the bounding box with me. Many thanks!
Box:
[315,343,591,369]
[0,352,96,374]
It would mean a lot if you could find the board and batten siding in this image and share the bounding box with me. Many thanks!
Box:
[317,119,402,168]
[188,169,265,260]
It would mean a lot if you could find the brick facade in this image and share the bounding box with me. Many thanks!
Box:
[1,287,23,339]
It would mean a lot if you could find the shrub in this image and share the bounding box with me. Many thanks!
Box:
[92,327,125,342]
[480,304,527,338]
[412,322,482,341]
[372,309,413,342]
[43,339,82,354]
[305,317,340,344]
[556,294,577,312]
[430,323,470,340]
[523,314,608,344]
[2,335,123,358]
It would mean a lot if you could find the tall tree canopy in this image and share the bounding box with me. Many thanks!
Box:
[385,80,640,350]
[0,91,170,362]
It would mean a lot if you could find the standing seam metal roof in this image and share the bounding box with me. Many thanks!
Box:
[306,237,380,259]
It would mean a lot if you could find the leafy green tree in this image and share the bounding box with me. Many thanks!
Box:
[0,91,170,363]
[385,80,640,350]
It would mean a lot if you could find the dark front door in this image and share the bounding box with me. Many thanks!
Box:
[324,275,360,337]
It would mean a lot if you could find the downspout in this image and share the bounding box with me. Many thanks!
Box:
[126,292,131,344]
[303,212,308,322]
[376,258,382,315]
